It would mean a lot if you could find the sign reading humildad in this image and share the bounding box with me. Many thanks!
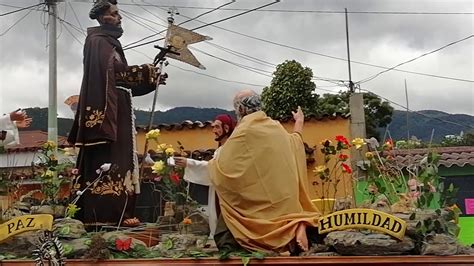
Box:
[318,208,407,240]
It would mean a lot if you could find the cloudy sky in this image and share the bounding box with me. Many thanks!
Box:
[0,0,473,119]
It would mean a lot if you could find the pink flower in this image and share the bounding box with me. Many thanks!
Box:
[71,168,79,175]
[153,175,162,182]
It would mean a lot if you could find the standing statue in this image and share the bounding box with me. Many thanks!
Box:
[68,0,157,227]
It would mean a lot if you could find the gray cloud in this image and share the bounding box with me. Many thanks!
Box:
[1,0,473,120]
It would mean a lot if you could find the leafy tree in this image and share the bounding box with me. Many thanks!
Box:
[261,60,319,119]
[318,91,394,139]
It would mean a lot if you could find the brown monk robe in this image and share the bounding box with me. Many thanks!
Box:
[68,0,157,227]
[208,91,320,253]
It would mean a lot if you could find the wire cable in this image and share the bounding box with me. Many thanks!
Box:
[359,87,474,129]
[123,0,280,50]
[0,7,35,37]
[357,34,474,84]
[68,1,84,31]
[117,3,474,15]
[0,3,44,17]
[122,0,233,49]
[131,7,472,83]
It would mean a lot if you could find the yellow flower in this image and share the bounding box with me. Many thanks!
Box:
[146,129,160,140]
[352,138,366,150]
[313,165,326,174]
[165,147,175,156]
[158,143,168,151]
[65,203,81,218]
[151,160,165,174]
[365,152,374,159]
[44,170,54,178]
[42,140,56,150]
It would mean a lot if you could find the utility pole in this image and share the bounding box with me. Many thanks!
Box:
[345,8,354,93]
[345,8,366,207]
[46,0,58,146]
[405,79,410,141]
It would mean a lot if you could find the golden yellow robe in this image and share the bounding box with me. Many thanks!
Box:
[208,111,320,252]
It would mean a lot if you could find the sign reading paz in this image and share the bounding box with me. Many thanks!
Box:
[0,214,53,242]
[318,209,407,240]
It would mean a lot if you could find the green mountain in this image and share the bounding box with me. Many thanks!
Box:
[380,110,474,142]
[21,107,234,137]
[20,107,473,142]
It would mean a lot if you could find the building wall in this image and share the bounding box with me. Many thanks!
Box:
[136,117,353,199]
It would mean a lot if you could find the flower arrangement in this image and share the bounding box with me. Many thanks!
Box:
[312,135,354,213]
[145,130,196,208]
[34,141,75,205]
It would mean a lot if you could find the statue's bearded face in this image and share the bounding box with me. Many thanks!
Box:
[101,5,122,28]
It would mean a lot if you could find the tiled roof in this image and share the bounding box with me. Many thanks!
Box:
[136,113,350,132]
[5,130,70,153]
[391,146,474,168]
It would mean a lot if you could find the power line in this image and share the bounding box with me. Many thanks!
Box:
[58,19,83,46]
[127,7,472,83]
[122,0,233,49]
[0,3,44,17]
[123,0,280,50]
[357,34,474,84]
[67,1,84,31]
[359,88,474,129]
[116,3,474,15]
[0,7,35,37]
[120,9,168,28]
[177,0,236,26]
[169,64,267,87]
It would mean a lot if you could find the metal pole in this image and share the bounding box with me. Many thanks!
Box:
[47,0,58,146]
[345,8,354,92]
[404,79,410,141]
[139,10,174,178]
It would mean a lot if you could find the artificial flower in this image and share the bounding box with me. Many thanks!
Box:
[365,152,374,159]
[165,147,175,156]
[145,129,160,140]
[158,143,168,151]
[335,135,350,146]
[100,163,112,172]
[71,168,79,175]
[313,165,326,174]
[151,161,165,174]
[182,217,192,225]
[170,172,180,185]
[42,140,56,150]
[43,170,54,178]
[338,154,349,161]
[341,163,352,174]
[352,138,365,149]
[320,139,332,147]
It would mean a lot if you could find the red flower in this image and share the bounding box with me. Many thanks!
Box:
[335,135,350,145]
[341,163,352,174]
[115,238,132,251]
[338,154,349,161]
[170,172,180,185]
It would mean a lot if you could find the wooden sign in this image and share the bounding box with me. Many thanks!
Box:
[318,208,407,240]
[0,214,53,242]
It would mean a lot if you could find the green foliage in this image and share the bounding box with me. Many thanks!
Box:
[318,91,394,139]
[35,141,74,204]
[261,60,318,119]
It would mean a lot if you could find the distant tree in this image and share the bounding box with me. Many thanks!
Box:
[318,91,394,139]
[261,60,319,119]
